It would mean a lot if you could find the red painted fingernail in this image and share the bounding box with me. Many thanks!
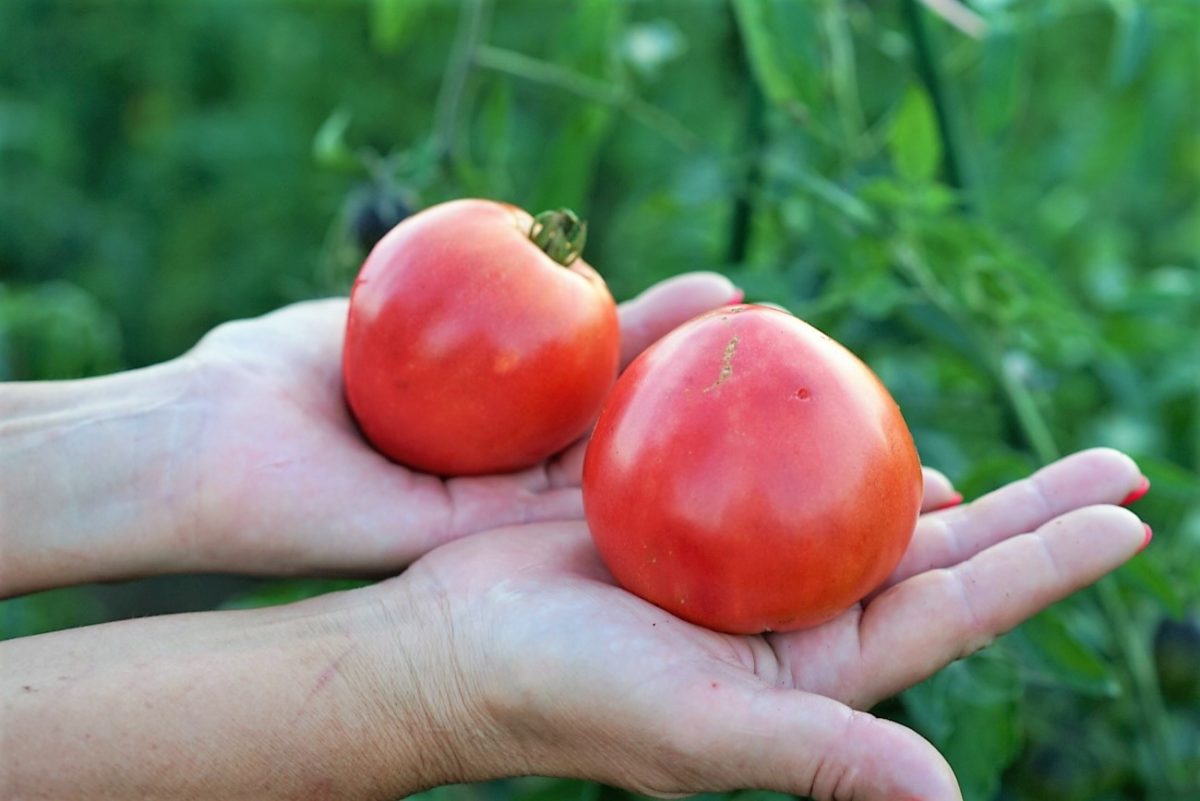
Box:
[1121,476,1150,506]
[1139,523,1153,552]
[933,492,963,511]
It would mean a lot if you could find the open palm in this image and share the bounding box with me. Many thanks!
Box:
[177,274,741,574]
[401,448,1146,800]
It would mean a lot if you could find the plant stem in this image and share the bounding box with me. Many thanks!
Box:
[1096,580,1186,794]
[900,0,969,202]
[473,45,698,150]
[822,1,868,159]
[726,3,766,266]
[529,209,587,266]
[994,354,1060,462]
[434,0,491,164]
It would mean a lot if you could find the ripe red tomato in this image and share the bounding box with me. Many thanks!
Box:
[582,305,922,634]
[343,199,619,475]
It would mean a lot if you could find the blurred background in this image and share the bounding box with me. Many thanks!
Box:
[1,0,1197,799]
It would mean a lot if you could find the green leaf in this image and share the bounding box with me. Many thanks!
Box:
[369,0,429,51]
[1120,553,1186,617]
[312,107,357,170]
[794,171,877,228]
[730,0,823,111]
[889,85,941,183]
[903,653,1024,801]
[1009,610,1120,696]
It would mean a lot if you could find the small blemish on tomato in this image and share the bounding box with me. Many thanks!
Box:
[792,388,811,400]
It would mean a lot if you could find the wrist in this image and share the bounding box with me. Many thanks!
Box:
[339,576,525,795]
[0,357,204,594]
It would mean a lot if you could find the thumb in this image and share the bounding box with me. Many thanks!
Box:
[681,687,962,801]
[617,272,740,368]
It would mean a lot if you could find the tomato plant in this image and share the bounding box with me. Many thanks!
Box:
[582,305,923,634]
[343,199,619,475]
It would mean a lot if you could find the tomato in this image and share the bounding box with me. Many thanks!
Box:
[343,199,619,475]
[582,305,922,633]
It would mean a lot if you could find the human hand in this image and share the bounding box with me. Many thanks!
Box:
[381,448,1147,799]
[177,272,741,575]
[0,272,957,596]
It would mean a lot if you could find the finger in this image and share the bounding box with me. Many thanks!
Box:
[921,467,960,513]
[659,685,961,801]
[886,448,1142,587]
[618,272,740,368]
[854,505,1146,708]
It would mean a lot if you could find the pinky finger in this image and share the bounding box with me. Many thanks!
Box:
[853,505,1146,709]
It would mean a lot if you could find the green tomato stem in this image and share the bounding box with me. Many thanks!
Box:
[529,208,588,266]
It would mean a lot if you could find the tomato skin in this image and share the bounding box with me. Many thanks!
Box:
[582,305,922,634]
[343,199,619,476]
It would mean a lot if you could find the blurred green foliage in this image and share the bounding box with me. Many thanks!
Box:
[1,0,1197,799]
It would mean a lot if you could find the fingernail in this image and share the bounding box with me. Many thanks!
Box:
[933,492,963,511]
[1121,476,1150,506]
[1139,523,1153,552]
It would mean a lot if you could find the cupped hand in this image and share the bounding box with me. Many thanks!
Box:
[396,448,1147,800]
[177,274,960,576]
[177,273,743,575]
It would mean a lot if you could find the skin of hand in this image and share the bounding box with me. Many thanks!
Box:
[0,273,741,596]
[178,272,749,573]
[380,447,1149,800]
[0,449,1146,800]
[179,275,960,574]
